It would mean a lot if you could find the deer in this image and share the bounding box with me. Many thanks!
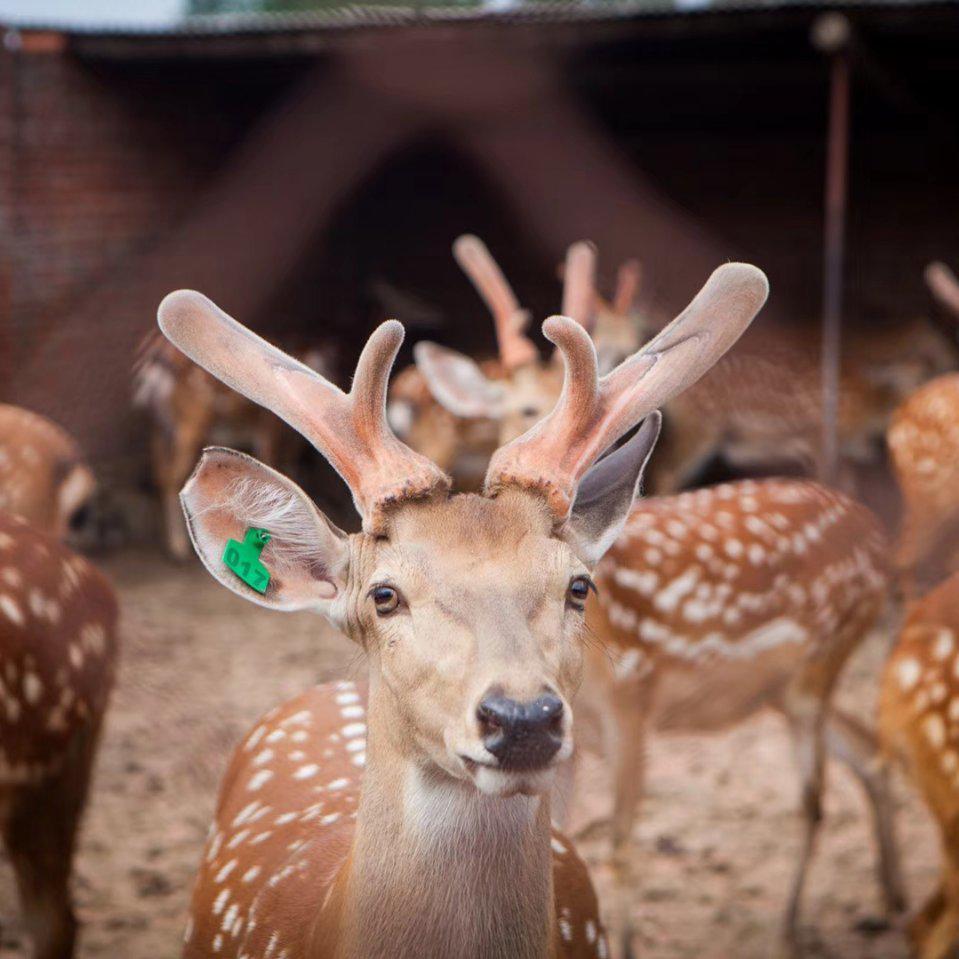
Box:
[415,268,906,954]
[133,330,335,561]
[879,570,959,959]
[0,510,118,959]
[153,259,768,959]
[385,234,609,487]
[887,263,959,596]
[408,235,652,457]
[568,476,904,957]
[0,404,96,541]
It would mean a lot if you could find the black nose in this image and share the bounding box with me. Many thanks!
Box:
[476,690,564,771]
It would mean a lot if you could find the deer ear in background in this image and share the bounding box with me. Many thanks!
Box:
[414,342,506,420]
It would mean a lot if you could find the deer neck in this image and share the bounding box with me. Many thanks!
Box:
[324,694,555,959]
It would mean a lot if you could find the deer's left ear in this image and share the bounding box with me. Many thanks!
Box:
[562,413,661,567]
[180,448,350,617]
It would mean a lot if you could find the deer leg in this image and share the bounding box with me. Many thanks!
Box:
[3,726,98,959]
[779,693,826,958]
[823,707,906,915]
[604,677,652,959]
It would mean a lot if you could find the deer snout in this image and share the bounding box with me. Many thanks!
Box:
[476,689,564,771]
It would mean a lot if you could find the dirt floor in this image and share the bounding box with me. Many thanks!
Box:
[0,548,939,959]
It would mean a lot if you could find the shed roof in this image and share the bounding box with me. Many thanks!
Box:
[3,0,956,38]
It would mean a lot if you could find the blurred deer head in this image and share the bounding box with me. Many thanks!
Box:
[415,235,657,446]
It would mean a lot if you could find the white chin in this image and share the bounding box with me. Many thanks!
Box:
[473,765,555,797]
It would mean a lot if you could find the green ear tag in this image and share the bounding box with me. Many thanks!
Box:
[222,528,271,594]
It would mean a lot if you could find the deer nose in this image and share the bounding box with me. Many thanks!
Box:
[476,690,564,771]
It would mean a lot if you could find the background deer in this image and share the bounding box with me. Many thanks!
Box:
[0,512,118,959]
[880,570,959,959]
[386,233,615,486]
[133,331,335,560]
[419,247,957,495]
[409,235,650,455]
[571,477,903,957]
[887,263,959,595]
[0,404,96,542]
[157,259,766,959]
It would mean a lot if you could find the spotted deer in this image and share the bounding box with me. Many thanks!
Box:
[0,512,118,959]
[157,260,767,959]
[568,477,904,956]
[887,373,959,595]
[133,331,334,561]
[880,571,959,959]
[887,264,959,595]
[0,405,96,541]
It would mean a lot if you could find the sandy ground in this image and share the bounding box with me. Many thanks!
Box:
[0,548,939,958]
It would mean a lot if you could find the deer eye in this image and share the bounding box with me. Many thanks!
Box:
[567,575,595,610]
[369,585,401,616]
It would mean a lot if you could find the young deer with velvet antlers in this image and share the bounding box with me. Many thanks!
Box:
[386,234,628,487]
[158,261,767,959]
[409,235,649,456]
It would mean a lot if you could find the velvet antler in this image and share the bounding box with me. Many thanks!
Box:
[453,234,539,372]
[484,263,769,521]
[158,291,450,532]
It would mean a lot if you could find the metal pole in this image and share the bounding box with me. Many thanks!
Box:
[813,14,851,486]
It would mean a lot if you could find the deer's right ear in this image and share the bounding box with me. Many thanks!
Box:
[414,342,505,420]
[180,448,350,618]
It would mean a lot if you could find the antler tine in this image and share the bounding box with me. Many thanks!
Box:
[925,261,959,320]
[158,291,450,532]
[485,263,769,521]
[453,234,539,372]
[561,241,598,332]
[612,259,643,315]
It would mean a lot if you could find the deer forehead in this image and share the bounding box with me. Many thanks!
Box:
[351,492,578,611]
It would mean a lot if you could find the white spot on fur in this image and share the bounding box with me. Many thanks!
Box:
[923,713,946,750]
[247,770,274,792]
[653,567,699,614]
[897,658,922,691]
[933,629,955,661]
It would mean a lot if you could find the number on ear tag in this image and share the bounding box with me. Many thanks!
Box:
[222,528,271,594]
